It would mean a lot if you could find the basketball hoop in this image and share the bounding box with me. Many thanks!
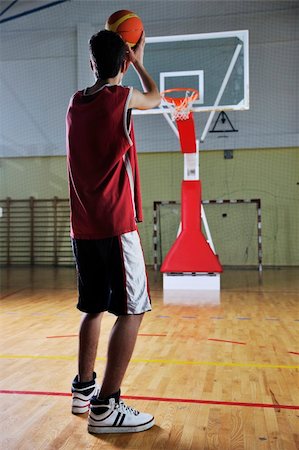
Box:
[161,88,199,121]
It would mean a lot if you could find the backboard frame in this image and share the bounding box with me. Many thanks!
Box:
[133,29,249,117]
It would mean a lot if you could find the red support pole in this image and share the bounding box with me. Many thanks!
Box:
[176,113,197,153]
[161,180,222,273]
[160,109,222,274]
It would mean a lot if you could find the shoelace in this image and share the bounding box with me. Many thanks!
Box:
[116,400,139,416]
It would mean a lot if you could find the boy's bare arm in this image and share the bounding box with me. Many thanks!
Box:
[127,34,161,110]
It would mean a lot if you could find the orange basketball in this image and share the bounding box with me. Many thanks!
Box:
[105,10,143,48]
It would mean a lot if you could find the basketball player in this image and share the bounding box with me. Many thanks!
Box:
[66,30,160,434]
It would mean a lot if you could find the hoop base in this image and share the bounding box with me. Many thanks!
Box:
[163,273,220,291]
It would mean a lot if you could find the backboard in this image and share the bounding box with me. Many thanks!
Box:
[123,30,249,148]
[124,30,249,114]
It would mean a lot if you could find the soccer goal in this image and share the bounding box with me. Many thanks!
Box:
[153,199,262,272]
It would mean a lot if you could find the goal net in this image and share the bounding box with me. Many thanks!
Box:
[153,199,262,271]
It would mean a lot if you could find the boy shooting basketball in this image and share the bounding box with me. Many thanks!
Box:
[66,30,160,434]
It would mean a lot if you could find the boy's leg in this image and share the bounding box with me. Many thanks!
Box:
[78,312,104,382]
[71,312,103,414]
[87,232,154,432]
[99,313,143,398]
[87,312,154,434]
[97,231,150,398]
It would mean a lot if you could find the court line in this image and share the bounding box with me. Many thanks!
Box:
[0,389,298,410]
[46,334,78,338]
[208,338,246,345]
[44,335,296,355]
[1,354,298,370]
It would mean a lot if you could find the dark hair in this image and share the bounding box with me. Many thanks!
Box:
[89,30,126,79]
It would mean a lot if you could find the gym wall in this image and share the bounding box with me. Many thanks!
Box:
[1,1,298,266]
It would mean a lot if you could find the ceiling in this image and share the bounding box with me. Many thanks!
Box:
[1,0,298,32]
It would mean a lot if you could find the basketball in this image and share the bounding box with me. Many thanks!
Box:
[105,10,143,48]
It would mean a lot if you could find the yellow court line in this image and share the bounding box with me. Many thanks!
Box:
[131,358,299,370]
[0,354,298,370]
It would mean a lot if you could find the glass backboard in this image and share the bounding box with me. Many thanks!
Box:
[124,30,249,114]
[123,30,249,149]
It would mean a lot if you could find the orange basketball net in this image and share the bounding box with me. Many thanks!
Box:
[161,88,199,121]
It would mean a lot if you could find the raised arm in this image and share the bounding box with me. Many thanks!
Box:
[127,33,161,110]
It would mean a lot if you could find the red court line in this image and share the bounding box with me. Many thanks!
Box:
[208,338,246,345]
[15,332,299,355]
[0,390,298,410]
[46,334,78,338]
[208,339,297,355]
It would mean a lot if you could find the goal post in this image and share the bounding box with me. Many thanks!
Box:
[153,199,262,272]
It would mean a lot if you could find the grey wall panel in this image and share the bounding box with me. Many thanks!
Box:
[0,2,298,156]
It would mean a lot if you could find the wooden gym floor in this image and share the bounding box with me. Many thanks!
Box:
[0,266,298,450]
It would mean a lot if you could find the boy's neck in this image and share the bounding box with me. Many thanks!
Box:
[86,74,122,95]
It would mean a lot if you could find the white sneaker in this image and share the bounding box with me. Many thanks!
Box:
[88,396,154,434]
[71,372,99,414]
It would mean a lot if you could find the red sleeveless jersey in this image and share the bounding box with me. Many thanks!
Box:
[66,85,143,239]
